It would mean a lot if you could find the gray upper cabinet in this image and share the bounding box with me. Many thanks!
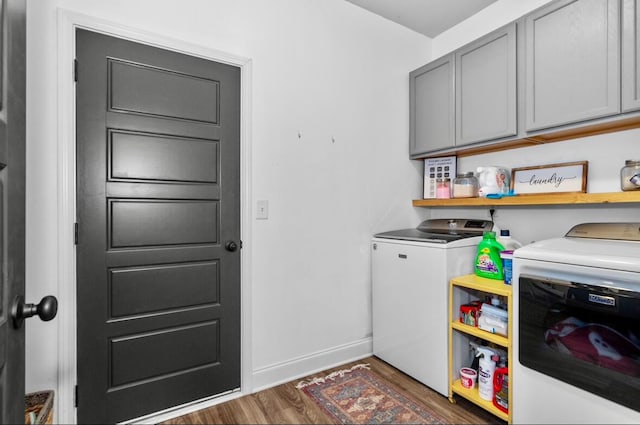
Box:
[622,0,640,112]
[410,54,454,157]
[409,23,516,158]
[525,0,620,131]
[409,0,640,160]
[456,22,517,146]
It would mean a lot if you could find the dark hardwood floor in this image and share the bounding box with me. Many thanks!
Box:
[161,356,505,424]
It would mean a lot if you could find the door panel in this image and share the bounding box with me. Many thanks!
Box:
[108,59,220,123]
[76,29,240,424]
[0,0,26,423]
[110,131,219,183]
[622,0,640,112]
[525,0,620,131]
[409,54,455,156]
[456,22,517,145]
[109,200,218,248]
[109,261,219,317]
[110,321,219,387]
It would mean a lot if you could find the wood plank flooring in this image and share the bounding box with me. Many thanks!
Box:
[161,356,506,424]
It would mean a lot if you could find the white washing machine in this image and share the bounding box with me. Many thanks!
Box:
[513,222,640,424]
[372,218,493,396]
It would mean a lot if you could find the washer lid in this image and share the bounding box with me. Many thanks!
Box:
[374,218,492,243]
[514,235,640,273]
[374,228,462,243]
[565,222,640,241]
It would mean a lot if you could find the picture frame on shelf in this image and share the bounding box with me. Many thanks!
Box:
[424,156,457,199]
[510,161,588,195]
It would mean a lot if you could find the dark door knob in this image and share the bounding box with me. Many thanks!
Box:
[225,240,238,252]
[11,295,58,329]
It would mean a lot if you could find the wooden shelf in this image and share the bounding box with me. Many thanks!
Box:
[451,379,509,422]
[451,321,509,348]
[414,191,640,207]
[447,274,512,296]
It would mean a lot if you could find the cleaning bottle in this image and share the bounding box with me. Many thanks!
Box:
[475,231,505,280]
[493,367,509,413]
[497,229,522,251]
[497,230,521,285]
[476,347,497,401]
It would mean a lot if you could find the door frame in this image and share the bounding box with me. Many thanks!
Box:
[56,9,253,424]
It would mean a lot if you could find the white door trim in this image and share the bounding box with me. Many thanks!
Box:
[55,9,253,424]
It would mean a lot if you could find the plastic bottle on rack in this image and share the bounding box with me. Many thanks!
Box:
[497,229,522,251]
[475,231,505,280]
[476,347,498,401]
[493,367,509,413]
[490,294,508,310]
[497,230,521,285]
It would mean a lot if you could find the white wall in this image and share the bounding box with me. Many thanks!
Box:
[429,0,640,245]
[25,0,431,405]
[432,0,554,59]
[431,131,640,245]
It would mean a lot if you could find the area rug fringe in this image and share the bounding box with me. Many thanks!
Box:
[295,363,371,389]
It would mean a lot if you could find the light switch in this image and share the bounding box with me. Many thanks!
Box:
[256,200,269,219]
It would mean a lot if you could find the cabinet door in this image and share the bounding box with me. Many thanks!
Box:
[409,54,454,157]
[623,0,640,112]
[525,0,620,131]
[456,23,517,146]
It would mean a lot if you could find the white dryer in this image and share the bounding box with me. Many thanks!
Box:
[513,222,640,424]
[372,218,493,396]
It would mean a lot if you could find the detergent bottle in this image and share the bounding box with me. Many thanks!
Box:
[497,229,523,251]
[476,347,497,401]
[475,231,505,280]
[493,367,509,413]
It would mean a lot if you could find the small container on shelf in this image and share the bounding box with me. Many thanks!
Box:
[460,367,477,389]
[453,172,479,198]
[459,300,482,326]
[621,160,640,191]
[478,303,508,336]
[436,177,451,199]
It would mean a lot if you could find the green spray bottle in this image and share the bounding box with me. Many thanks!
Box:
[475,231,505,280]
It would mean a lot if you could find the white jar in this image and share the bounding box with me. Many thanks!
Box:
[621,160,640,191]
[453,172,478,198]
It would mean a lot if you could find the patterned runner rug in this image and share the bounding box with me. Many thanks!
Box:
[296,364,446,424]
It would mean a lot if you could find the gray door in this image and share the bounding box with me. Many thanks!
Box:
[622,0,640,112]
[75,29,241,424]
[0,0,26,423]
[409,54,455,158]
[455,22,517,146]
[525,0,620,131]
[2,2,59,422]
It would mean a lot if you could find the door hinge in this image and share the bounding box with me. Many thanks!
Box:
[240,240,243,249]
[74,385,78,407]
[74,223,78,245]
[74,59,78,82]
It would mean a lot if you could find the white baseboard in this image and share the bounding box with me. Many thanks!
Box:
[251,337,373,393]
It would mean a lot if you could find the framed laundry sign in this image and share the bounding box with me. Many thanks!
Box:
[511,161,588,194]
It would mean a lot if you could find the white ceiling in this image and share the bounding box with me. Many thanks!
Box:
[345,0,498,38]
